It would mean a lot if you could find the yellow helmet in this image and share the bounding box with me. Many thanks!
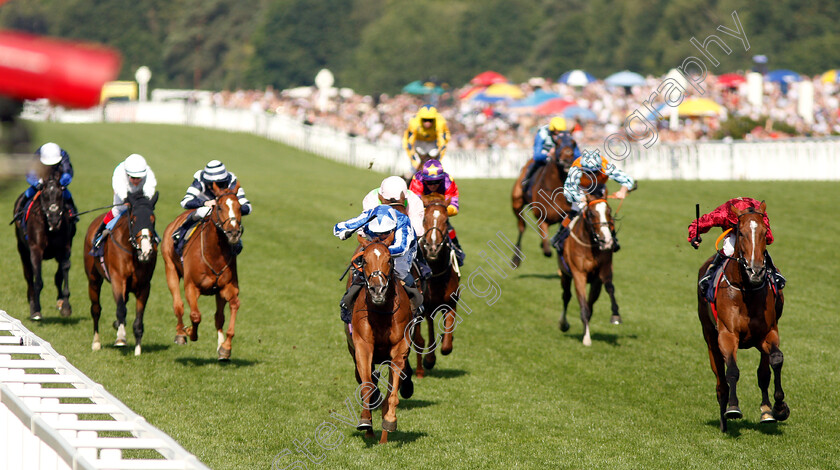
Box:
[417,105,438,120]
[549,117,567,132]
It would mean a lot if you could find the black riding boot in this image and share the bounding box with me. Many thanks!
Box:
[90,221,111,256]
[699,251,723,295]
[551,211,578,252]
[764,251,786,290]
[340,271,365,324]
[402,275,424,317]
[522,160,546,197]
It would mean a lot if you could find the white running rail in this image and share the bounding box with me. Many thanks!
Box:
[0,310,209,470]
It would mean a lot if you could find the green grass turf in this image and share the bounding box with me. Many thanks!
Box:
[1,122,839,469]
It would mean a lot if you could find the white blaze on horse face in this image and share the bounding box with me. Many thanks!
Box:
[749,220,758,265]
[431,210,441,244]
[594,202,612,244]
[140,228,152,256]
[373,248,382,259]
[226,199,237,227]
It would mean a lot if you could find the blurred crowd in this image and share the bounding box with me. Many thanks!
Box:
[209,73,840,151]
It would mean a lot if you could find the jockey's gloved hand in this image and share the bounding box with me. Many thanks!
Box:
[203,199,216,207]
[26,174,41,186]
[196,206,211,218]
[59,173,72,186]
[338,230,352,241]
[428,147,439,158]
[691,236,702,249]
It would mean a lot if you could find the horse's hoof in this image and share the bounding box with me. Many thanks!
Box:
[382,419,397,432]
[59,300,72,318]
[582,335,592,347]
[114,338,127,347]
[610,314,622,325]
[357,419,373,431]
[174,335,187,345]
[217,346,231,361]
[511,255,522,268]
[759,405,776,424]
[187,327,198,342]
[543,251,551,258]
[559,319,570,332]
[134,345,142,356]
[92,342,101,351]
[773,402,790,422]
[422,355,436,370]
[30,312,42,321]
[400,378,414,399]
[725,406,742,420]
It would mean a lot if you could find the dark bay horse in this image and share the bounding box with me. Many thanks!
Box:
[558,194,621,346]
[344,233,413,444]
[412,195,459,378]
[162,182,243,361]
[511,139,576,266]
[83,191,158,355]
[13,177,76,320]
[697,202,788,432]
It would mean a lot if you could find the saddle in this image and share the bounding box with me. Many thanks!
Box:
[705,258,782,326]
[174,221,202,256]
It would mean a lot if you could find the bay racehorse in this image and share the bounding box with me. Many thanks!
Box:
[162,182,243,360]
[412,194,459,378]
[13,176,76,320]
[344,233,414,444]
[83,191,158,355]
[510,136,576,266]
[558,194,621,346]
[697,202,788,432]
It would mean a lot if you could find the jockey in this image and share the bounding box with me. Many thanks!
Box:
[362,176,431,279]
[90,154,157,254]
[22,142,78,221]
[522,117,581,196]
[403,104,450,170]
[334,205,423,324]
[173,160,251,255]
[550,149,634,253]
[688,197,786,294]
[409,159,465,266]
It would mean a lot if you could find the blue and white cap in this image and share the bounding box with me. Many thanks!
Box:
[368,210,398,233]
[202,160,229,181]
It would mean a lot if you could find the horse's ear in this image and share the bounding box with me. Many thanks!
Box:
[231,180,240,195]
[759,200,766,213]
[383,231,395,246]
[357,233,370,247]
[729,203,742,217]
[151,191,159,207]
[445,197,452,207]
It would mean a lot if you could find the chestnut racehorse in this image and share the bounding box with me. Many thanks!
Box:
[511,140,576,266]
[13,176,76,320]
[162,182,243,361]
[697,202,788,432]
[558,194,621,346]
[344,233,413,444]
[412,195,459,378]
[83,191,158,355]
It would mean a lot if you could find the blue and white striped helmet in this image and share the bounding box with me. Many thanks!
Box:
[368,209,398,233]
[202,160,229,182]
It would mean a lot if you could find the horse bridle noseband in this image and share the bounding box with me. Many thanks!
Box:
[356,241,394,290]
[581,199,615,247]
[726,210,768,287]
[210,194,244,240]
[420,202,450,259]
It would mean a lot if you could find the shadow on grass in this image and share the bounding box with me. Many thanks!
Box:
[362,430,428,448]
[398,399,436,410]
[113,343,171,355]
[704,418,785,437]
[175,356,259,367]
[423,368,468,379]
[37,316,83,326]
[560,331,638,347]
[516,273,560,280]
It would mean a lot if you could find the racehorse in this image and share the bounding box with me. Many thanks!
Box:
[697,202,788,432]
[557,194,621,346]
[13,176,76,320]
[412,194,459,378]
[83,191,158,355]
[161,182,243,361]
[510,137,576,266]
[344,233,413,444]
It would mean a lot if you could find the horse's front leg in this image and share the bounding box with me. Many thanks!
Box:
[353,341,375,438]
[88,274,103,351]
[762,328,789,422]
[380,352,407,444]
[718,329,742,421]
[412,318,426,379]
[28,249,45,320]
[571,270,592,346]
[133,283,151,356]
[559,271,572,332]
[55,254,72,317]
[184,282,201,342]
[539,221,552,257]
[111,279,128,347]
[217,283,239,361]
[587,277,603,321]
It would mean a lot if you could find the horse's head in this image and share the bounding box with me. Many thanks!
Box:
[730,202,768,286]
[210,181,243,245]
[420,194,450,261]
[126,191,158,262]
[553,133,577,168]
[582,194,615,252]
[40,177,65,231]
[358,232,395,305]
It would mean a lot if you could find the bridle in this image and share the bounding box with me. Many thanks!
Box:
[579,198,615,250]
[40,178,65,231]
[210,192,244,241]
[357,240,394,293]
[727,209,768,288]
[420,202,450,260]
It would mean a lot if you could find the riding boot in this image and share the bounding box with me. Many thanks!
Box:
[231,240,243,256]
[764,251,786,290]
[522,160,546,197]
[414,247,432,280]
[340,271,365,323]
[612,235,621,253]
[698,251,723,295]
[450,235,466,266]
[551,211,577,252]
[90,221,109,256]
[404,284,424,318]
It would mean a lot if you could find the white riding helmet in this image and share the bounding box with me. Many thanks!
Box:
[380,176,407,201]
[368,211,397,233]
[124,154,148,178]
[38,142,62,165]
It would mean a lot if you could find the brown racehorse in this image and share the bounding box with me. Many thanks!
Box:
[344,233,413,444]
[412,194,459,378]
[697,202,788,432]
[161,182,243,361]
[511,140,576,266]
[13,176,76,320]
[83,191,158,355]
[558,194,621,346]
